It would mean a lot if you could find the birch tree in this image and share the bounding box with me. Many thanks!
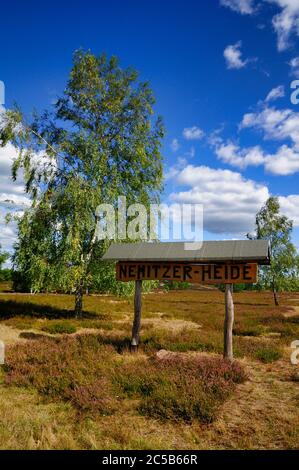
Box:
[0,51,164,316]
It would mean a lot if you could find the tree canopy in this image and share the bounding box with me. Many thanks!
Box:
[0,244,9,269]
[249,196,299,305]
[0,51,164,315]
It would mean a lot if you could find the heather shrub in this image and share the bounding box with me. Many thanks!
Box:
[66,378,116,415]
[5,335,117,414]
[116,355,247,423]
[5,335,247,423]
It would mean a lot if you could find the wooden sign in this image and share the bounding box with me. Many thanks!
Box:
[116,262,258,284]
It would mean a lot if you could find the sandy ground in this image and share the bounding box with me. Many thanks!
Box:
[0,324,27,345]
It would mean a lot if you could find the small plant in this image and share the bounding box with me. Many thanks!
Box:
[42,322,77,335]
[254,346,283,363]
[233,327,263,337]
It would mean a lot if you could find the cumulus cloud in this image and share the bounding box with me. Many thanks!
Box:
[268,0,299,51]
[166,163,299,234]
[182,126,205,140]
[279,194,299,226]
[265,85,285,102]
[0,143,30,254]
[220,0,256,14]
[224,41,249,69]
[168,164,269,234]
[240,105,299,148]
[210,104,299,175]
[216,142,265,169]
[215,140,299,175]
[164,157,188,180]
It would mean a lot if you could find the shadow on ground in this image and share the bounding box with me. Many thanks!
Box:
[0,299,98,320]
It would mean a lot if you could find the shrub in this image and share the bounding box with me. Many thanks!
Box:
[66,378,116,415]
[42,322,77,335]
[163,281,190,291]
[116,355,247,423]
[254,347,283,363]
[233,327,263,337]
[5,336,247,424]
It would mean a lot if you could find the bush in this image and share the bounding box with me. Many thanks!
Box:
[5,335,117,415]
[5,336,247,424]
[116,355,247,423]
[42,321,77,335]
[0,269,12,281]
[254,346,283,363]
[163,281,190,291]
[67,379,116,415]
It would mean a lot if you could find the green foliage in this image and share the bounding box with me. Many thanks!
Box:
[88,260,158,297]
[0,51,164,312]
[0,244,9,268]
[0,269,12,282]
[249,197,299,298]
[254,346,283,363]
[162,281,190,291]
[42,321,77,335]
[0,246,11,282]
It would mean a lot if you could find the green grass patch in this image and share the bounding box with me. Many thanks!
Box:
[254,347,283,363]
[42,322,77,335]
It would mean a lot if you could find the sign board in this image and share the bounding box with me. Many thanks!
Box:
[116,262,258,284]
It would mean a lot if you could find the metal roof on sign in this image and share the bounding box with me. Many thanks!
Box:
[102,240,271,265]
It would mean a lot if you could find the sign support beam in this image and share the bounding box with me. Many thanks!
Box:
[131,280,142,352]
[224,284,234,361]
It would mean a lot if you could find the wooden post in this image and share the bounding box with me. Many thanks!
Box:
[131,280,142,352]
[224,283,234,361]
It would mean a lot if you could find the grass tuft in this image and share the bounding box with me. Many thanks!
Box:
[254,347,283,363]
[42,322,77,335]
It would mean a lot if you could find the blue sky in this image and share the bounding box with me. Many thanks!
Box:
[1,0,299,253]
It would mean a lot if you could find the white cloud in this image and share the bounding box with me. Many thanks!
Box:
[166,163,299,233]
[240,105,299,148]
[210,99,299,176]
[169,164,269,234]
[220,0,256,14]
[264,145,299,174]
[216,141,265,168]
[221,0,299,51]
[164,157,188,180]
[279,194,299,226]
[214,103,299,174]
[224,41,249,69]
[268,0,299,51]
[216,140,299,175]
[265,85,285,102]
[0,143,30,254]
[170,138,180,152]
[182,126,205,140]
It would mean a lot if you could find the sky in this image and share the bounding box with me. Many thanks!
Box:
[1,0,299,256]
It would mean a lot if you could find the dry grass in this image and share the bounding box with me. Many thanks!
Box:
[0,286,299,449]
